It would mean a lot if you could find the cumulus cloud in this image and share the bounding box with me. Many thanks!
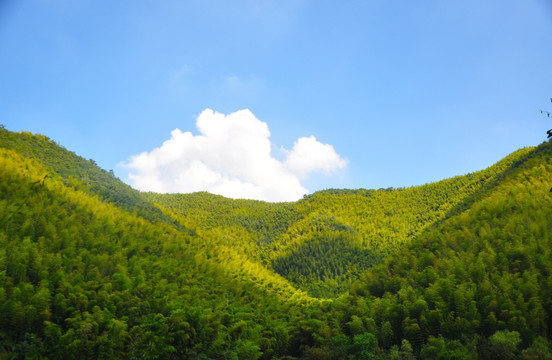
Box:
[285,135,347,179]
[122,109,347,202]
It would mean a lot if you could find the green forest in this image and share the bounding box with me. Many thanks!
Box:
[1,126,551,359]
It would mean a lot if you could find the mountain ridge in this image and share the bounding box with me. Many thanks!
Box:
[1,126,551,359]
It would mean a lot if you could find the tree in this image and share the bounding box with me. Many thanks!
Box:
[521,336,552,360]
[380,321,394,349]
[329,334,350,359]
[488,330,521,360]
[399,339,415,360]
[420,336,446,359]
[352,332,377,359]
[347,315,365,335]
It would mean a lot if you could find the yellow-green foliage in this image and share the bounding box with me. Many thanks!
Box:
[0,132,316,359]
[1,126,551,359]
[275,146,533,255]
[337,140,552,357]
[147,147,533,298]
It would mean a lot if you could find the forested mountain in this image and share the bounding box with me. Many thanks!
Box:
[148,148,533,298]
[1,127,551,359]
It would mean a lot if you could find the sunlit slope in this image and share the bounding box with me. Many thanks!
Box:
[258,148,535,297]
[2,127,551,358]
[0,136,316,358]
[333,140,552,355]
[148,146,534,298]
[144,191,308,262]
[0,129,178,226]
[274,145,533,254]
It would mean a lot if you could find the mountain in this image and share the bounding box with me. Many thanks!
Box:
[147,148,533,298]
[1,126,551,359]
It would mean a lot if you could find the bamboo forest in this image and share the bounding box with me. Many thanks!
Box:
[1,126,551,359]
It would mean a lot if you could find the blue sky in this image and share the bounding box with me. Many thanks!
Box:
[1,0,551,201]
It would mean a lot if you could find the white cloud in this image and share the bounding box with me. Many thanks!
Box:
[122,109,347,202]
[284,135,347,179]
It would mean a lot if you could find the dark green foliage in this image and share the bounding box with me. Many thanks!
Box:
[351,332,377,358]
[1,127,552,359]
[420,336,472,360]
[272,227,381,298]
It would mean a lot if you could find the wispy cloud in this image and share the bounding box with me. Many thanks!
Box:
[121,109,346,202]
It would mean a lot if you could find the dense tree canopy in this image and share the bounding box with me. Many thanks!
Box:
[1,127,551,358]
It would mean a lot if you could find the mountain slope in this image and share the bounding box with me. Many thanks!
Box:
[149,147,534,298]
[317,140,552,358]
[0,129,179,227]
[1,127,551,359]
[0,130,315,359]
[266,148,533,297]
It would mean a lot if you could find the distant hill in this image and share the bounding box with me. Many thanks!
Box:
[148,147,533,298]
[1,126,550,359]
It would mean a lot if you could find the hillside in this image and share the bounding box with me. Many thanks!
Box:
[0,128,315,359]
[148,148,533,298]
[1,127,551,359]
